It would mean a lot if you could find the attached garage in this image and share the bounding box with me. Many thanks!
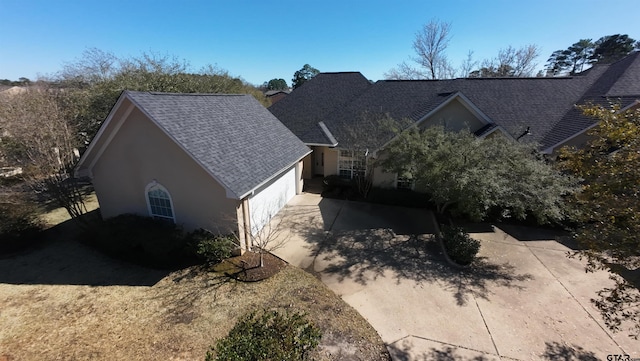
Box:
[248,165,297,235]
[75,90,310,251]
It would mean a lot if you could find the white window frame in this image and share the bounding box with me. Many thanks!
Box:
[338,149,366,179]
[145,181,176,223]
[395,174,415,190]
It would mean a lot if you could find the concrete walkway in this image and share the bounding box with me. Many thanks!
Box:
[274,193,640,360]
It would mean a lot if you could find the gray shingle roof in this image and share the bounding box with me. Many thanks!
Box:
[541,52,640,150]
[126,91,310,199]
[270,52,640,152]
[268,72,372,145]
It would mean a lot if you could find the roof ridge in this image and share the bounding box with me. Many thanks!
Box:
[318,71,364,75]
[128,90,246,97]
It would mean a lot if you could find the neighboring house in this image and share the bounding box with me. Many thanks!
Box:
[265,89,290,104]
[269,52,640,188]
[75,91,310,250]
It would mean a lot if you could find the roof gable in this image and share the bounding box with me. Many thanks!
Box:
[268,72,372,145]
[76,91,310,199]
[269,52,639,153]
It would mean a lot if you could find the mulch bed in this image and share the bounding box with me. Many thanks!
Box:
[214,251,287,282]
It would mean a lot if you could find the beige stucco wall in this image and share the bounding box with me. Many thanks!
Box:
[372,166,396,188]
[419,99,484,133]
[370,99,486,189]
[371,152,397,188]
[91,105,240,233]
[302,153,312,179]
[323,147,338,177]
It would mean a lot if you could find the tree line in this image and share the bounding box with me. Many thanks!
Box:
[0,49,271,221]
[386,19,638,79]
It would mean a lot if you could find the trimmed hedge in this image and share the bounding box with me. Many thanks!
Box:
[441,226,481,265]
[81,214,236,269]
[192,229,236,265]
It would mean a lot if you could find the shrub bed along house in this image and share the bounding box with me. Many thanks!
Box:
[81,214,235,269]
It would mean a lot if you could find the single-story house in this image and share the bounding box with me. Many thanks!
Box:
[268,52,640,189]
[75,91,310,250]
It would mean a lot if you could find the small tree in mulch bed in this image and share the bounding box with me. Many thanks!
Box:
[213,252,287,282]
[240,202,291,269]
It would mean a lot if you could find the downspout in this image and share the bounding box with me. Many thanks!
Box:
[241,197,252,251]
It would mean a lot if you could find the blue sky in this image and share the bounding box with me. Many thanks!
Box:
[1,0,638,85]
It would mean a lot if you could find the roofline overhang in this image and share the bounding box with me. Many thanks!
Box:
[305,142,338,147]
[75,90,262,200]
[478,125,515,140]
[237,149,312,200]
[541,122,598,154]
[317,121,338,145]
[373,92,498,153]
[620,99,640,112]
[414,92,495,127]
[542,98,640,154]
[74,90,130,178]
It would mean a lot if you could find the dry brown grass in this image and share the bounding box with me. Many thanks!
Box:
[0,197,390,361]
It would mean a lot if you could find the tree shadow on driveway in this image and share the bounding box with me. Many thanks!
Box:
[388,342,495,361]
[304,227,533,306]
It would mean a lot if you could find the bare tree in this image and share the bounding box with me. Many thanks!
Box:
[386,19,453,80]
[384,62,425,80]
[469,45,540,77]
[412,19,453,79]
[0,87,88,220]
[458,50,478,78]
[341,112,413,199]
[60,47,119,85]
[235,197,291,268]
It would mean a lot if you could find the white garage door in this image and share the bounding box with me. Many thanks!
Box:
[248,165,296,235]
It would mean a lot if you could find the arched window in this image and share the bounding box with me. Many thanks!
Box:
[145,182,175,222]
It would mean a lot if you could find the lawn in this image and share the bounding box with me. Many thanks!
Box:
[0,199,390,361]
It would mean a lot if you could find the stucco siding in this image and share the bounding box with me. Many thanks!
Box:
[302,153,312,179]
[92,107,239,232]
[324,147,338,177]
[419,99,484,133]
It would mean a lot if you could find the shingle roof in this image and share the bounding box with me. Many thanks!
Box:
[126,91,310,199]
[270,52,640,152]
[541,52,640,150]
[268,72,372,145]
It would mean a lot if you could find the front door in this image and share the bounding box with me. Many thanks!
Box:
[314,150,324,176]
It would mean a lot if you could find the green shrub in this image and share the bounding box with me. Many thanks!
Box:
[189,229,236,265]
[0,199,44,254]
[81,214,199,269]
[441,226,481,265]
[322,175,357,199]
[207,309,321,361]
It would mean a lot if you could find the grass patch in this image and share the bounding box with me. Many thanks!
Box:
[0,243,390,361]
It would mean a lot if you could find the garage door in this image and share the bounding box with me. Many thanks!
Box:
[248,165,296,235]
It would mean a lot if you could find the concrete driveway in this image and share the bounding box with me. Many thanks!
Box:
[274,193,640,360]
